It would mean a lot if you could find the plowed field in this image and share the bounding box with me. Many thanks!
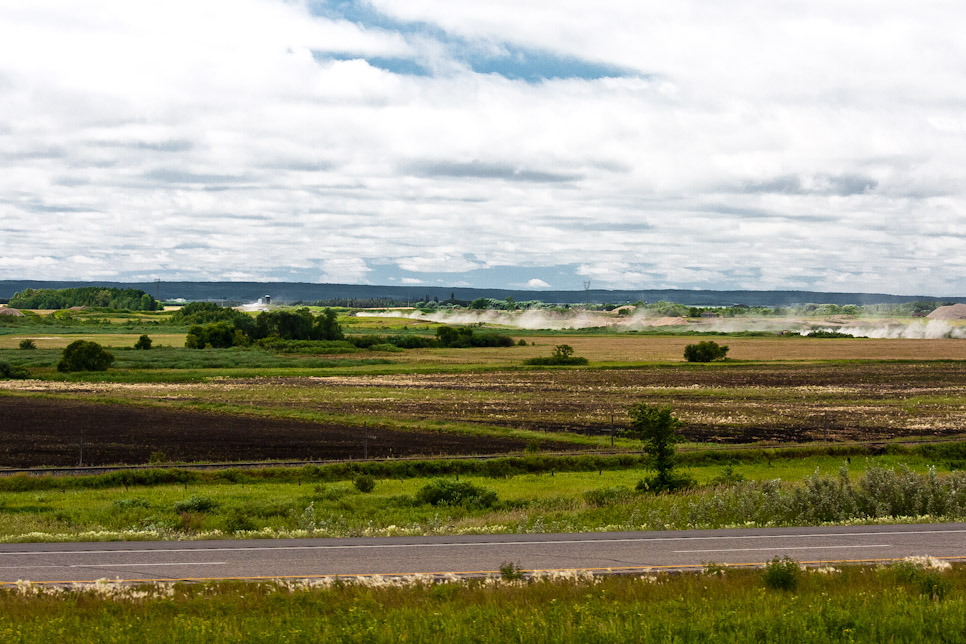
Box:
[0,396,560,468]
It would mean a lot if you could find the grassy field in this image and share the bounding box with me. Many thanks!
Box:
[1,448,964,542]
[2,561,964,643]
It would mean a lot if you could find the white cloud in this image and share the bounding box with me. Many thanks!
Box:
[526,278,550,288]
[320,257,371,284]
[0,1,963,295]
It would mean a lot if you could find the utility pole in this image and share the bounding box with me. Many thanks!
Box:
[583,280,592,308]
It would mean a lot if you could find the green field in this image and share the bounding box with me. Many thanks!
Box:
[3,561,964,643]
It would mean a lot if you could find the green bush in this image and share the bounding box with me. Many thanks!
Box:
[416,479,498,508]
[684,340,729,362]
[133,334,153,350]
[18,338,36,350]
[0,360,29,379]
[524,344,589,366]
[582,486,633,507]
[56,340,115,372]
[173,496,218,513]
[223,508,257,533]
[353,475,376,493]
[366,343,404,353]
[763,556,801,590]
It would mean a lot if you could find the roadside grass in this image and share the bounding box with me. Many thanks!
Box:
[2,452,965,542]
[2,564,964,643]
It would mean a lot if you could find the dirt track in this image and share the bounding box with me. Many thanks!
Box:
[0,396,552,468]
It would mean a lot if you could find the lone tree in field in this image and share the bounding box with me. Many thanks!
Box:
[56,340,114,372]
[628,403,689,491]
[684,340,729,363]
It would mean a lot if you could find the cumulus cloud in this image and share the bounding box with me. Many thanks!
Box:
[0,1,964,295]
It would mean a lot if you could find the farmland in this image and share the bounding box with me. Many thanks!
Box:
[2,303,966,642]
[1,305,965,539]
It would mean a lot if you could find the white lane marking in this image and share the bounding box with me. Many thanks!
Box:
[76,562,227,568]
[676,545,890,553]
[1,528,963,557]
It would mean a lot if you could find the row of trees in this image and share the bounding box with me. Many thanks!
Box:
[9,288,162,311]
[184,307,344,349]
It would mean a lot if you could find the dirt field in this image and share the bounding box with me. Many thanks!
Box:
[0,396,564,468]
[4,360,964,453]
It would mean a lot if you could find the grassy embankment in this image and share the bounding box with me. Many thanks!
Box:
[2,444,965,542]
[2,562,965,643]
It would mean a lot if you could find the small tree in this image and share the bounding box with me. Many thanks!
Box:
[18,338,37,350]
[552,344,575,359]
[684,340,729,362]
[628,403,690,491]
[133,334,152,350]
[57,340,115,372]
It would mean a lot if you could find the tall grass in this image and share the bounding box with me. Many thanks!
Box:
[1,563,964,643]
[2,464,965,542]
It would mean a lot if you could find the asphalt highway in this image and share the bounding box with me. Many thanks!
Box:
[1,523,964,584]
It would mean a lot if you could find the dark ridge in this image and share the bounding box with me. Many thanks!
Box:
[1,280,963,307]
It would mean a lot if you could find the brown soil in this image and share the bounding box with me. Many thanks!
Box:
[0,396,564,468]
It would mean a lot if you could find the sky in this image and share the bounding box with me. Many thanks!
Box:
[1,1,964,295]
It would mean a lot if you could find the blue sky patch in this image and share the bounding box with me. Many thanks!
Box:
[308,0,635,82]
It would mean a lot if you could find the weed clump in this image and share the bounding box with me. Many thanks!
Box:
[499,561,525,581]
[763,556,801,591]
[887,556,952,600]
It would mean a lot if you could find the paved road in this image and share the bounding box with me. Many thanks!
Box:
[1,523,964,584]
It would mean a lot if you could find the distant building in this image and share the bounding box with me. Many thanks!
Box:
[261,295,271,305]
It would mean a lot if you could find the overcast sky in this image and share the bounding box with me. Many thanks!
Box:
[1,1,964,295]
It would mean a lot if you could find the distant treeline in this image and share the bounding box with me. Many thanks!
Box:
[9,287,161,311]
[3,280,964,307]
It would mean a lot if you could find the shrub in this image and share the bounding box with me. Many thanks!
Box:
[416,479,498,508]
[763,556,802,591]
[18,338,36,350]
[524,344,589,366]
[223,509,257,533]
[56,340,115,372]
[0,360,29,379]
[583,485,633,507]
[366,343,404,353]
[499,561,525,581]
[133,334,153,350]
[173,495,218,513]
[684,340,729,362]
[354,475,376,493]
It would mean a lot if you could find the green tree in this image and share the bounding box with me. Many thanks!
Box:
[552,344,575,359]
[313,308,344,341]
[56,340,115,372]
[628,403,689,491]
[684,340,729,362]
[18,338,37,350]
[133,334,152,350]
